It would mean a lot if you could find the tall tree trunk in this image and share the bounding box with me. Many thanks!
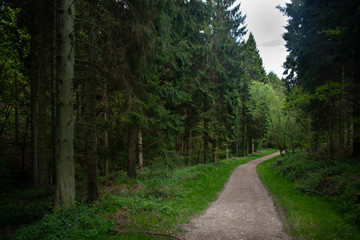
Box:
[241,101,246,157]
[22,116,30,170]
[235,121,239,157]
[251,138,254,153]
[31,35,39,187]
[203,94,209,163]
[138,129,143,171]
[54,0,75,208]
[212,138,217,162]
[103,78,110,177]
[246,135,249,156]
[127,125,137,179]
[50,0,58,185]
[307,112,312,154]
[14,75,19,145]
[85,5,99,202]
[38,2,50,186]
[38,64,49,188]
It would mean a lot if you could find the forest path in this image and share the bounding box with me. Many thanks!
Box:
[180,152,291,240]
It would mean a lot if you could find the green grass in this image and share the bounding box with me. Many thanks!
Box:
[14,148,277,240]
[257,155,360,240]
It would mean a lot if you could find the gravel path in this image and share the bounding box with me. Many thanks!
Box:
[181,152,291,240]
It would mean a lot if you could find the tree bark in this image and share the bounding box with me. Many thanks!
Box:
[235,121,239,157]
[31,34,39,187]
[38,61,49,188]
[85,1,99,202]
[50,0,58,185]
[241,101,246,157]
[138,129,144,171]
[203,94,209,163]
[103,79,110,177]
[307,112,312,154]
[127,125,137,179]
[54,0,75,208]
[251,138,254,153]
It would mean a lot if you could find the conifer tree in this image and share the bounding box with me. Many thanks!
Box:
[54,0,75,207]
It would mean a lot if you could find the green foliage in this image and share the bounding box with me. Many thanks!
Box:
[0,3,30,125]
[258,155,360,240]
[247,81,304,152]
[16,203,114,240]
[264,153,360,225]
[15,149,276,239]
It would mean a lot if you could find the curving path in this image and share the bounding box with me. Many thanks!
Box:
[181,152,291,240]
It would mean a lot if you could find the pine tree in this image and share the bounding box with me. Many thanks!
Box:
[54,0,76,207]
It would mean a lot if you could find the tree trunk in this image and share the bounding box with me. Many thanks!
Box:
[14,75,19,145]
[246,136,249,156]
[103,79,110,177]
[252,138,254,153]
[38,61,49,188]
[85,5,99,202]
[31,34,39,187]
[307,112,312,154]
[235,121,239,157]
[212,138,217,162]
[54,0,75,208]
[241,101,246,157]
[127,125,137,179]
[138,129,144,171]
[203,94,209,163]
[50,0,58,185]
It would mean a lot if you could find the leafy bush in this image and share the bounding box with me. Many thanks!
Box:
[15,203,114,240]
[269,152,360,225]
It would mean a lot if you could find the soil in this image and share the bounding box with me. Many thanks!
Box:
[180,152,291,240]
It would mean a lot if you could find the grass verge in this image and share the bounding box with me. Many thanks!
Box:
[14,148,277,240]
[257,155,360,240]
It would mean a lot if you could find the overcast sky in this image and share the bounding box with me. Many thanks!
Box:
[235,0,290,78]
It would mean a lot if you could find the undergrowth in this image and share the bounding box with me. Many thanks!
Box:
[257,153,360,240]
[12,148,277,240]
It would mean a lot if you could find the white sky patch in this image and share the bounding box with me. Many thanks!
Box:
[235,0,290,78]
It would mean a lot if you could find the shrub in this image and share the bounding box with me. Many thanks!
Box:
[15,203,114,240]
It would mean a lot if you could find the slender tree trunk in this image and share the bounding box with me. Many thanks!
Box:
[226,143,229,159]
[203,94,209,163]
[127,125,137,179]
[103,79,110,177]
[85,5,99,202]
[235,121,239,157]
[252,138,254,153]
[212,138,217,162]
[22,116,30,170]
[50,0,58,185]
[38,64,49,188]
[14,75,19,145]
[138,129,143,171]
[241,101,246,157]
[31,36,39,187]
[38,5,50,186]
[246,135,249,156]
[307,112,312,154]
[54,0,75,208]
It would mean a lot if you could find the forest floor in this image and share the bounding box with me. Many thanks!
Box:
[180,152,291,240]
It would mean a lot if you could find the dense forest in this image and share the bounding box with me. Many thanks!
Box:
[0,0,359,239]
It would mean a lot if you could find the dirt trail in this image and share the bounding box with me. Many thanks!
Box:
[181,152,291,240]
